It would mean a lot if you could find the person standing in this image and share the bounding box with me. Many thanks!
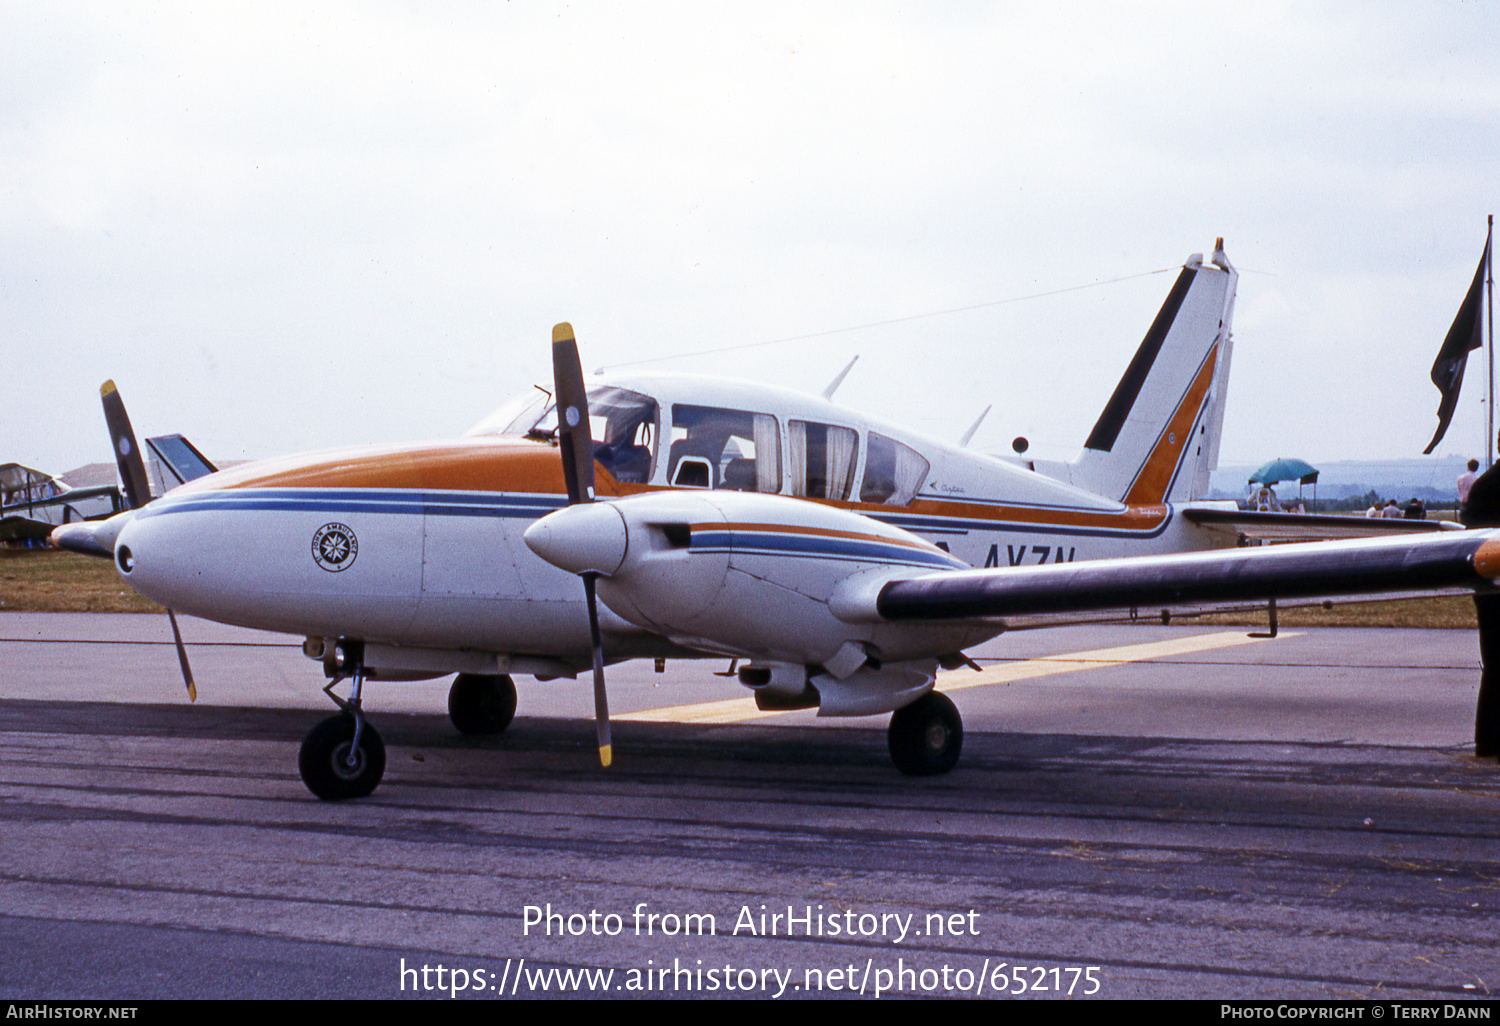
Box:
[1458,459,1480,524]
[1465,450,1500,758]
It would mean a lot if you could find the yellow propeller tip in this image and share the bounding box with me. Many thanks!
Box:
[187,683,197,703]
[100,380,117,397]
[600,744,613,768]
[552,322,575,344]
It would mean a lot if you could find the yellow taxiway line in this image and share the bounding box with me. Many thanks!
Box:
[615,629,1293,726]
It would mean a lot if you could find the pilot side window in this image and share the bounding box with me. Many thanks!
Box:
[586,387,659,485]
[668,405,782,492]
[789,421,858,501]
[860,433,929,505]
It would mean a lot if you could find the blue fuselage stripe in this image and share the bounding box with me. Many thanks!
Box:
[692,530,966,570]
[136,487,1168,546]
[139,489,567,520]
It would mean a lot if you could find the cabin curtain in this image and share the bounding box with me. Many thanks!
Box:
[826,426,857,501]
[788,421,808,497]
[891,440,930,505]
[753,414,781,493]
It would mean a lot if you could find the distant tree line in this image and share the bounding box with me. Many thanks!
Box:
[1208,487,1457,515]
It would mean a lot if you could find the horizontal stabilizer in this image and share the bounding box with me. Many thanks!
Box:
[1182,508,1461,543]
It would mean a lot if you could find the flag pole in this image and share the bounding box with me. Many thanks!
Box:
[1489,214,1495,468]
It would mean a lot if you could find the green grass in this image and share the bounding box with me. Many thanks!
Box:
[0,548,163,613]
[1195,594,1477,630]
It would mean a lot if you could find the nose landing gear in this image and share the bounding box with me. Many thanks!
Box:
[300,640,386,800]
[299,713,386,800]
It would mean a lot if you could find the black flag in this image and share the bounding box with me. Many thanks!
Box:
[1424,231,1492,454]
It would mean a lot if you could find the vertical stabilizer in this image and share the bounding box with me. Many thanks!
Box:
[1068,243,1238,505]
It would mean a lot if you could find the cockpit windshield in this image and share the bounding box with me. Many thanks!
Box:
[464,387,553,439]
[465,385,659,485]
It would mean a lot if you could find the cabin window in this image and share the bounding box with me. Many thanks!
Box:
[789,421,857,501]
[668,405,782,492]
[586,388,659,484]
[860,433,929,505]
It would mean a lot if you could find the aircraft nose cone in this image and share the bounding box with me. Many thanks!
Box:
[524,502,628,577]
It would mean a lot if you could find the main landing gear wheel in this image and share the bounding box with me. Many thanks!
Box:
[299,713,386,800]
[448,673,517,736]
[888,691,963,777]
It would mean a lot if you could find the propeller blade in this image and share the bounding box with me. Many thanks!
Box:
[551,323,595,506]
[551,324,612,766]
[100,380,151,511]
[101,381,197,703]
[583,573,612,767]
[166,609,198,702]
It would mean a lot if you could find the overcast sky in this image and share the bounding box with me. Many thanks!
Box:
[4,2,1498,479]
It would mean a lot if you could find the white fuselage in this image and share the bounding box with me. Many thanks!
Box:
[111,373,1223,679]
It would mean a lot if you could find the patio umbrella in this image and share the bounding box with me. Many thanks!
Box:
[1248,458,1319,509]
[1249,458,1319,485]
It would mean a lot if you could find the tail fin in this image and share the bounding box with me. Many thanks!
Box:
[1068,242,1238,505]
[146,434,218,490]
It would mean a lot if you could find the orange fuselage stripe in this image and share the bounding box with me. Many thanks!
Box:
[185,438,1169,535]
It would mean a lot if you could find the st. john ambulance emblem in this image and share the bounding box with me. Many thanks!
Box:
[312,523,358,572]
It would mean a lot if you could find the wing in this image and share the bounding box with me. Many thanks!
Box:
[526,487,1500,671]
[875,529,1500,622]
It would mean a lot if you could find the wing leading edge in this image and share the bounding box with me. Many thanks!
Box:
[876,530,1500,621]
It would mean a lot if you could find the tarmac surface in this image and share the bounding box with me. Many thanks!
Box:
[1,612,1497,1000]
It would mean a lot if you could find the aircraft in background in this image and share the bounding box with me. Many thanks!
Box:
[2,415,218,546]
[53,242,1497,799]
[1,463,122,544]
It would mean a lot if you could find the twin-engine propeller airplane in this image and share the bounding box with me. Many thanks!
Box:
[53,241,1500,799]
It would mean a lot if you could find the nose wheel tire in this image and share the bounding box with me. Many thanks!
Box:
[299,713,386,800]
[888,691,963,776]
[448,673,517,735]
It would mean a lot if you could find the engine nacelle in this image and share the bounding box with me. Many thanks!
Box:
[524,491,1000,675]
